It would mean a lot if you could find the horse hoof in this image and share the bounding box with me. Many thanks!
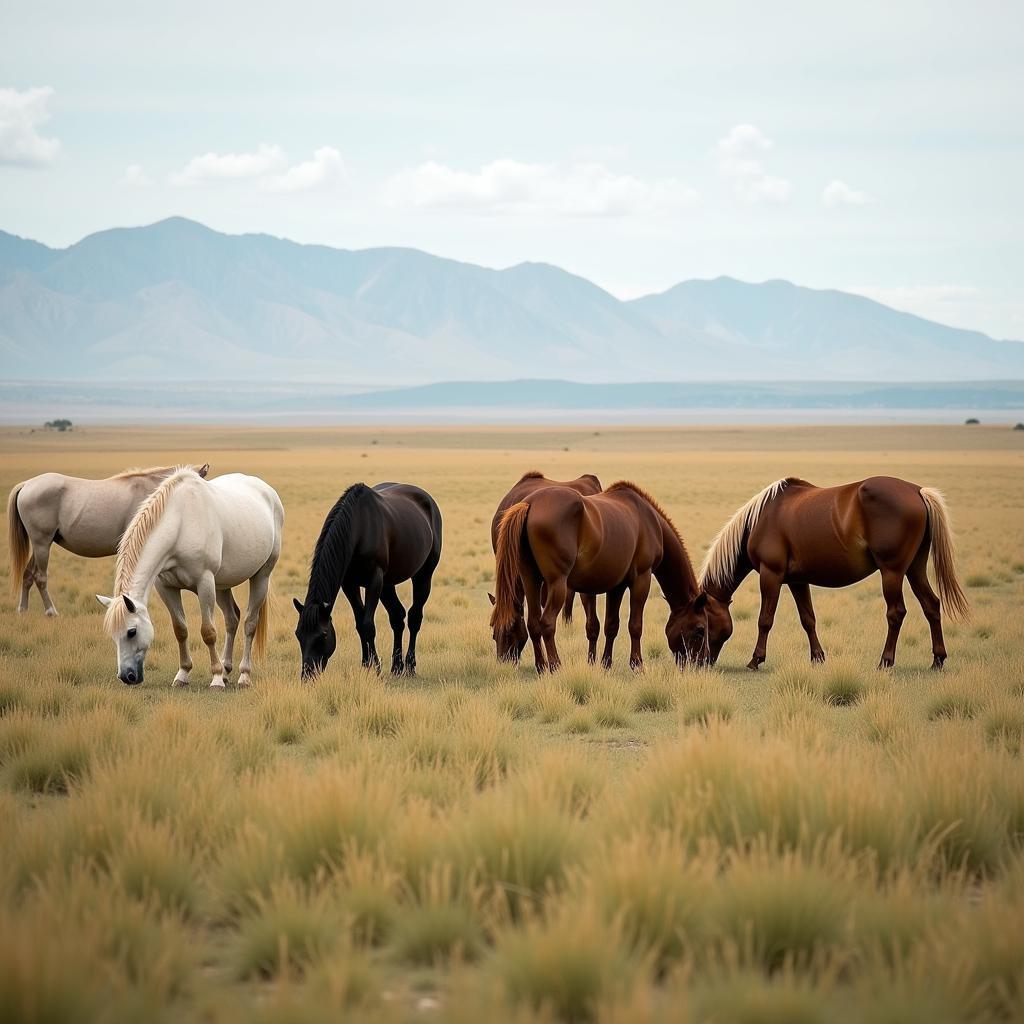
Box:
[877,660,894,671]
[171,675,190,688]
[746,660,761,671]
[811,652,826,664]
[236,673,251,688]
[210,676,226,689]
[45,607,59,618]
[931,658,945,671]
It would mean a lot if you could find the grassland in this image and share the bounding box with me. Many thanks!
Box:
[1,423,1023,1023]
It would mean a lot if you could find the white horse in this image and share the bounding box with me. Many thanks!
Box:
[7,463,209,615]
[96,467,283,689]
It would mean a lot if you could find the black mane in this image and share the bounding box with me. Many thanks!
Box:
[304,483,371,605]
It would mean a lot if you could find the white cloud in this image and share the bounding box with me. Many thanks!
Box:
[170,143,286,186]
[0,86,60,166]
[170,143,345,192]
[119,163,151,187]
[822,179,871,207]
[262,146,346,193]
[382,158,698,217]
[715,124,791,203]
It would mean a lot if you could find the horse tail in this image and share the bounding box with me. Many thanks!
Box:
[7,483,30,597]
[562,590,575,625]
[920,487,970,623]
[253,579,271,661]
[491,501,529,631]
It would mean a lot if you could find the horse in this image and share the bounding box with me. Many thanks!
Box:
[489,481,709,673]
[489,470,603,663]
[96,467,283,688]
[293,483,442,679]
[8,463,209,615]
[699,476,970,671]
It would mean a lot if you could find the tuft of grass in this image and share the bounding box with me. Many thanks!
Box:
[983,702,1024,754]
[819,665,867,706]
[927,689,981,721]
[631,681,674,713]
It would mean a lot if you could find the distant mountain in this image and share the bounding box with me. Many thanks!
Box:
[1,217,1021,383]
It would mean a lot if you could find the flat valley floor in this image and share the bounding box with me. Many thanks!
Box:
[1,424,1023,1023]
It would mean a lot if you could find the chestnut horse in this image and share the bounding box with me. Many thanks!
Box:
[490,481,709,673]
[699,476,969,671]
[489,470,602,662]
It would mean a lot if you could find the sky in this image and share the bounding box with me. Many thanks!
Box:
[1,0,1022,339]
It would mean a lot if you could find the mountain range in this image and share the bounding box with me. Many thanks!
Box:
[1,217,1021,383]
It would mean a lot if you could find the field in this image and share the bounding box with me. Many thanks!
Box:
[2,423,1023,1023]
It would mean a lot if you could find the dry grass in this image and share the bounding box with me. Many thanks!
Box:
[1,423,1023,1022]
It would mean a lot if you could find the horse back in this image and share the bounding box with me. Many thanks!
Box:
[372,483,442,580]
[491,472,602,551]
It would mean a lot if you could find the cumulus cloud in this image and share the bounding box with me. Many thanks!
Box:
[822,179,871,207]
[382,158,698,217]
[262,146,346,192]
[0,86,60,166]
[170,143,345,192]
[119,163,151,187]
[715,124,791,203]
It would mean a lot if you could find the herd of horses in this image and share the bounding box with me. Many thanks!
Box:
[6,464,969,687]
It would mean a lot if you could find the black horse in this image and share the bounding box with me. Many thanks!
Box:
[294,482,442,678]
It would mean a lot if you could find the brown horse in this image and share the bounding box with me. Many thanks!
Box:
[699,476,970,671]
[489,470,602,662]
[490,481,709,673]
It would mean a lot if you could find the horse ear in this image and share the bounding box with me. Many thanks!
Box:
[487,593,496,606]
[694,593,708,612]
[292,597,304,615]
[96,594,113,608]
[122,595,137,613]
[198,463,210,478]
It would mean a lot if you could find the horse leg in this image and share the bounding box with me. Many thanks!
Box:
[360,569,384,672]
[157,582,192,687]
[522,570,547,674]
[877,568,907,669]
[236,566,273,688]
[197,574,226,689]
[341,581,368,664]
[627,571,652,671]
[907,548,947,670]
[539,576,568,672]
[583,593,600,664]
[601,582,628,669]
[406,558,437,677]
[788,582,825,663]
[18,561,34,613]
[216,589,241,678]
[748,569,783,670]
[29,537,58,616]
[380,583,406,675]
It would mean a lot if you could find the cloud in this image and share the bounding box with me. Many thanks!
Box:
[715,124,791,203]
[170,143,287,186]
[119,163,151,187]
[382,158,698,217]
[0,86,60,166]
[822,179,871,207]
[262,146,346,192]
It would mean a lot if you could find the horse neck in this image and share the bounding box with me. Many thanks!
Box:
[703,548,752,604]
[120,507,180,605]
[305,500,361,607]
[654,516,699,610]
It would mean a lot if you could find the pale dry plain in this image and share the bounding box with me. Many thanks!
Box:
[1,423,1023,1024]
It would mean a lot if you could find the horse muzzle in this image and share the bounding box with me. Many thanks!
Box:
[119,666,143,685]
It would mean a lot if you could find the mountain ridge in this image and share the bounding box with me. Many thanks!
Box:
[1,217,1021,383]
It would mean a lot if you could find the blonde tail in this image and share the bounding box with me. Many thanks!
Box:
[253,579,271,661]
[920,487,970,623]
[7,484,30,598]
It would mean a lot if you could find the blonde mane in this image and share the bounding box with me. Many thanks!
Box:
[104,466,197,634]
[109,465,178,480]
[700,479,793,591]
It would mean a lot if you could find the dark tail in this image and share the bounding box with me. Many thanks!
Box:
[491,501,529,631]
[562,590,576,625]
[920,487,970,623]
[7,483,30,597]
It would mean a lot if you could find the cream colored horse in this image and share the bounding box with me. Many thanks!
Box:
[97,467,283,689]
[7,464,209,615]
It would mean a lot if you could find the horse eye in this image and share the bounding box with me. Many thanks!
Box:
[127,627,137,639]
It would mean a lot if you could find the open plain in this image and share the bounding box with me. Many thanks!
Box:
[1,423,1023,1023]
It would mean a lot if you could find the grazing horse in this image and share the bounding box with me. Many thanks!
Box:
[489,470,603,663]
[7,463,209,615]
[96,467,283,688]
[699,476,970,671]
[294,483,442,679]
[489,481,709,673]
